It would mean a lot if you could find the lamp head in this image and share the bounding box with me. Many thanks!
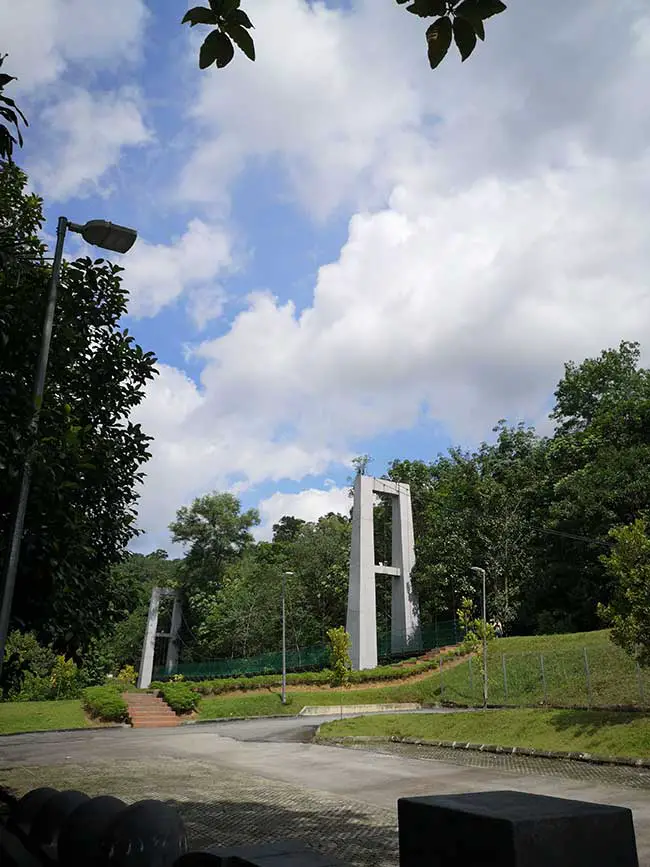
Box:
[69,219,137,254]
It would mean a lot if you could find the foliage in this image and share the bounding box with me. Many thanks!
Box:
[0,160,158,656]
[327,626,352,688]
[456,597,495,655]
[82,685,128,722]
[50,655,81,699]
[116,664,138,686]
[0,54,28,162]
[158,681,199,714]
[170,492,259,607]
[171,652,462,695]
[1,630,56,700]
[598,518,650,667]
[181,1,506,73]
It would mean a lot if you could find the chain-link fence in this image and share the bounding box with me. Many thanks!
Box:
[439,641,650,709]
[155,620,460,681]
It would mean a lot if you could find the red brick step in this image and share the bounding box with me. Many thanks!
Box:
[123,692,181,729]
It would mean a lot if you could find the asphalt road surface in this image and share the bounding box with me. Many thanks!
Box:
[1,714,649,865]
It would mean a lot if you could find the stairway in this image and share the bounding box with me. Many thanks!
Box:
[124,692,181,728]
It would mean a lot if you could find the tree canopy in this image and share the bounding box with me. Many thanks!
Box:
[0,159,157,660]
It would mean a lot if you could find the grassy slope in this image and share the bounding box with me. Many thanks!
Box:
[198,630,650,719]
[318,708,650,760]
[439,629,650,708]
[3,630,648,732]
[0,700,91,734]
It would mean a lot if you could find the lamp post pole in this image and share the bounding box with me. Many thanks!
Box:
[0,217,68,672]
[281,571,294,705]
[471,566,488,709]
[0,217,137,676]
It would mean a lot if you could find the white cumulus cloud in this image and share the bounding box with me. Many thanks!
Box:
[28,87,152,201]
[256,487,352,541]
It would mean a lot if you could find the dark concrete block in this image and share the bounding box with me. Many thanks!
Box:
[398,790,639,867]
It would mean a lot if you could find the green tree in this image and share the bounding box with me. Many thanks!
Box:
[289,514,351,644]
[532,342,650,633]
[169,491,260,652]
[599,517,650,667]
[272,515,306,544]
[181,0,507,73]
[0,160,157,656]
[170,491,260,587]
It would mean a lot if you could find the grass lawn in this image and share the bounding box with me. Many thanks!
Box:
[318,708,650,760]
[0,700,92,735]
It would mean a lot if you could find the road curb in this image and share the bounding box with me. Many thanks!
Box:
[180,714,299,725]
[315,733,650,768]
[0,724,126,738]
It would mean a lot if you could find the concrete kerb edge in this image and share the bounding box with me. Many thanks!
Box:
[314,732,650,768]
[0,723,127,738]
[181,713,299,725]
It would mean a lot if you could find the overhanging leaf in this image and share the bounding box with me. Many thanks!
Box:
[223,22,255,60]
[474,0,507,19]
[426,16,452,69]
[182,6,218,26]
[216,0,241,15]
[454,0,485,39]
[199,29,235,68]
[453,15,477,60]
[407,0,447,17]
[0,73,16,88]
[229,8,254,28]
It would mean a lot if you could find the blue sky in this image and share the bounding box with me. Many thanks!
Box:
[3,0,650,552]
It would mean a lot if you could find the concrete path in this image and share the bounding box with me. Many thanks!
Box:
[1,716,649,865]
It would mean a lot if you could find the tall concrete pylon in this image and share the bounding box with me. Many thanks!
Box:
[137,587,182,689]
[346,475,421,670]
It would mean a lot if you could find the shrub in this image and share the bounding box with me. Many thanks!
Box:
[158,682,199,714]
[83,685,128,722]
[327,626,352,688]
[50,655,82,699]
[14,672,54,702]
[1,630,56,700]
[116,664,138,686]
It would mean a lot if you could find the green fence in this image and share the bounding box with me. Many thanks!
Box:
[155,619,460,682]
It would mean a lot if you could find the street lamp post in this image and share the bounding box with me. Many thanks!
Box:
[470,566,488,709]
[281,571,294,705]
[0,217,138,675]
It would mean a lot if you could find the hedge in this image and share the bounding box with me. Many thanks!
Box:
[82,685,128,723]
[155,649,464,697]
[157,682,199,714]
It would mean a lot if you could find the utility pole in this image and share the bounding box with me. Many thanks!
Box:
[470,566,488,709]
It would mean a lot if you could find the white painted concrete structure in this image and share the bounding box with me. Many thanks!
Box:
[346,475,422,670]
[137,587,182,688]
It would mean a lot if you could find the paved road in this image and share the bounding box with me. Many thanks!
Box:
[1,715,649,865]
